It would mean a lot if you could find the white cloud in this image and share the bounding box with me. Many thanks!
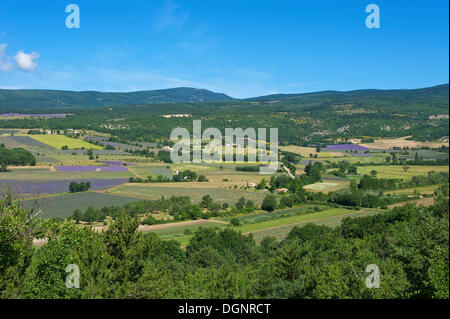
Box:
[0,44,13,72]
[0,44,40,73]
[14,50,39,72]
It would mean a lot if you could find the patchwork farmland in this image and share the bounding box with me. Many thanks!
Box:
[0,84,448,301]
[0,128,448,233]
[0,0,449,301]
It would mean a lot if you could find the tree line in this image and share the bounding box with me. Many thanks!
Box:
[0,183,447,298]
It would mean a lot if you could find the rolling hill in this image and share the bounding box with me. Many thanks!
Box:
[0,87,234,110]
[245,84,449,113]
[1,84,447,113]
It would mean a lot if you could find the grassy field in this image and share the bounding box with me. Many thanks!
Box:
[142,222,221,241]
[356,165,448,180]
[21,191,142,219]
[218,205,325,224]
[232,207,357,233]
[29,134,103,150]
[109,183,266,204]
[145,166,173,178]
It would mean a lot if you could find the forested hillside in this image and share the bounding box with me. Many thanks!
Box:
[0,87,233,109]
[1,84,448,144]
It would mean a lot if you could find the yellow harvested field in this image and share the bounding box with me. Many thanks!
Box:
[303,181,349,193]
[386,184,441,195]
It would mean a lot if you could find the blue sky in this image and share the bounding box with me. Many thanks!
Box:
[0,0,448,98]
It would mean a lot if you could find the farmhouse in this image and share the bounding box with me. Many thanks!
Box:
[162,114,192,118]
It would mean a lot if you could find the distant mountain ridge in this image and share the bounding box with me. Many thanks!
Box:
[245,83,449,101]
[0,87,234,110]
[0,83,448,111]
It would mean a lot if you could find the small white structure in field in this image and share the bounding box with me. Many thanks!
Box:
[96,168,102,172]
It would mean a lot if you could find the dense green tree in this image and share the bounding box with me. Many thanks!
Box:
[261,194,278,212]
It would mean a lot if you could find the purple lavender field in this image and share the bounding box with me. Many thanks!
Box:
[62,149,128,155]
[99,141,145,150]
[0,179,128,195]
[1,113,69,118]
[55,165,128,172]
[323,144,369,152]
[8,135,52,148]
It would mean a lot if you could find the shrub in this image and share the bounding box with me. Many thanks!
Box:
[230,218,240,226]
[262,195,278,212]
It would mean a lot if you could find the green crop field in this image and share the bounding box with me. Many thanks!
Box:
[29,134,103,150]
[135,166,173,178]
[109,183,266,204]
[21,191,142,219]
[232,207,358,234]
[219,205,325,224]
